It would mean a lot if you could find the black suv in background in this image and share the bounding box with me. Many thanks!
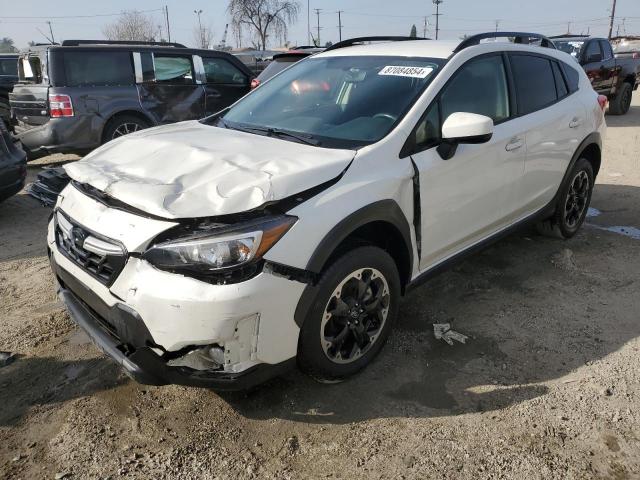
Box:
[0,53,19,128]
[552,35,640,115]
[10,41,253,159]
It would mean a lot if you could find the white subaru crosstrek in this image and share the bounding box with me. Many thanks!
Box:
[49,33,606,389]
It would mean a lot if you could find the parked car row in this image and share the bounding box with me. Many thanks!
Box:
[47,32,607,389]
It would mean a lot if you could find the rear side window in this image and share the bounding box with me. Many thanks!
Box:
[63,51,133,87]
[509,54,557,115]
[440,54,510,123]
[202,57,247,85]
[154,55,194,84]
[551,61,568,98]
[561,62,580,93]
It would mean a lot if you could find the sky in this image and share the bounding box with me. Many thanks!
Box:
[1,0,639,50]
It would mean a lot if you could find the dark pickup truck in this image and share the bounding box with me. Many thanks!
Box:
[552,35,640,115]
[0,53,19,128]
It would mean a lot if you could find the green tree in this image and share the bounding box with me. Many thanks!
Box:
[409,25,418,38]
[0,38,18,53]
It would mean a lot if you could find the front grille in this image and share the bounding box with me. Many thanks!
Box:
[54,210,127,286]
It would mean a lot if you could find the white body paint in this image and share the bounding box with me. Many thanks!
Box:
[51,39,606,379]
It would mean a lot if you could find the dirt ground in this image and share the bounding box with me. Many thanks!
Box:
[1,96,639,480]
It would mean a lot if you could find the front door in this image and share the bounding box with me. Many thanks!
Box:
[410,54,526,270]
[138,53,205,124]
[200,56,251,116]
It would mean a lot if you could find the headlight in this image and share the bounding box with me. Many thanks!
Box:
[144,215,296,276]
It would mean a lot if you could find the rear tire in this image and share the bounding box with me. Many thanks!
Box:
[297,246,400,381]
[102,115,150,144]
[608,82,632,115]
[543,158,594,239]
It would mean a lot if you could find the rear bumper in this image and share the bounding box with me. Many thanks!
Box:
[51,253,296,390]
[15,116,101,158]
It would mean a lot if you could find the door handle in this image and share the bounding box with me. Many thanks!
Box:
[569,118,582,128]
[505,137,524,152]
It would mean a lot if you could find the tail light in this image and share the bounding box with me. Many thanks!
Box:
[250,78,260,89]
[597,95,608,111]
[49,94,74,118]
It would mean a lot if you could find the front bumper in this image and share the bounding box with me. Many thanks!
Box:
[51,253,296,390]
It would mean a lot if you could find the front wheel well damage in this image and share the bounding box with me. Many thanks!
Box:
[323,221,412,292]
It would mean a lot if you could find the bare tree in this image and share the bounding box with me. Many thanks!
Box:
[193,25,215,49]
[103,11,156,42]
[228,0,299,51]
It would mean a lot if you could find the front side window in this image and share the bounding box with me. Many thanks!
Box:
[510,54,557,115]
[220,55,443,149]
[583,41,602,62]
[63,51,133,87]
[154,55,194,84]
[599,40,614,60]
[202,57,247,85]
[440,54,510,124]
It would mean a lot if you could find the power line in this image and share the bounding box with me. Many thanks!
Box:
[0,9,163,20]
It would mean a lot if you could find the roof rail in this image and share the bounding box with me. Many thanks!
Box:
[325,36,429,52]
[548,34,590,39]
[455,32,556,53]
[61,39,187,48]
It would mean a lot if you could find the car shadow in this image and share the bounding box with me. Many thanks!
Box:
[0,355,124,427]
[219,183,640,424]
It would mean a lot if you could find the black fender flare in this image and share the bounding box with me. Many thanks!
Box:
[294,199,414,328]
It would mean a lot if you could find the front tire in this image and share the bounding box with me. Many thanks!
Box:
[297,246,400,381]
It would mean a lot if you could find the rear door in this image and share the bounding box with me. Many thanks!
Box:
[508,53,587,214]
[199,55,250,116]
[137,52,205,123]
[9,52,50,131]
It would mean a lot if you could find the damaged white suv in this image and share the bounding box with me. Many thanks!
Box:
[49,33,606,389]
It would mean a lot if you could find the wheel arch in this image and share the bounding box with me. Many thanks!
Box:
[101,110,155,143]
[294,200,414,328]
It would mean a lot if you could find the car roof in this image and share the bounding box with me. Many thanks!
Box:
[316,40,460,59]
[0,53,19,58]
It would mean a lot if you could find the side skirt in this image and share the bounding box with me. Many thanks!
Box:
[405,200,555,293]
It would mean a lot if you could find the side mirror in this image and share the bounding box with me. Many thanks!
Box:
[437,112,494,160]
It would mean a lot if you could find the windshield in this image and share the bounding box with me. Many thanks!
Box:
[0,58,18,76]
[220,55,442,149]
[555,40,585,58]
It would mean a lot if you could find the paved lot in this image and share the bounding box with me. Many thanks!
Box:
[1,96,639,479]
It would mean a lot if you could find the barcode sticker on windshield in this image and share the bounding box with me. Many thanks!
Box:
[378,66,433,79]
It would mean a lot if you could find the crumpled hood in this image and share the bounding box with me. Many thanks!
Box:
[65,121,355,219]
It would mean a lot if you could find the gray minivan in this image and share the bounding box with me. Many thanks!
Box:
[10,40,253,159]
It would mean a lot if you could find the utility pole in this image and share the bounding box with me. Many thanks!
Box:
[194,9,204,48]
[314,8,322,46]
[165,5,171,42]
[433,0,443,40]
[567,21,571,35]
[608,0,617,40]
[337,10,343,42]
[46,21,55,44]
[494,19,500,33]
[307,0,311,45]
[423,16,429,38]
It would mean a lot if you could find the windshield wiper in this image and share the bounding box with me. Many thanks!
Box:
[226,123,321,146]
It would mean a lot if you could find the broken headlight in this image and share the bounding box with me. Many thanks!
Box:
[144,215,297,277]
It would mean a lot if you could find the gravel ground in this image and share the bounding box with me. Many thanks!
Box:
[1,96,639,479]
